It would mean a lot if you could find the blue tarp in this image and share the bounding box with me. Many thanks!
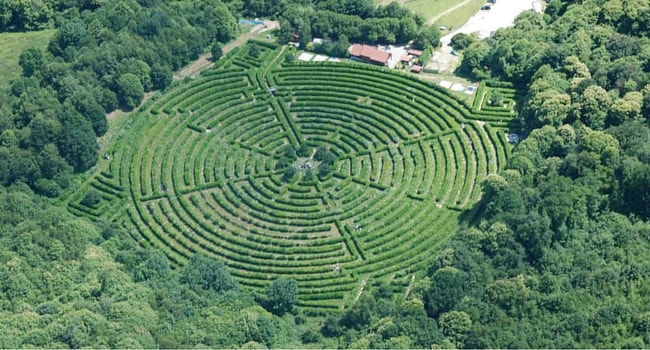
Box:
[239,19,265,25]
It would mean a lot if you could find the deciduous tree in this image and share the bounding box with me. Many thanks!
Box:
[181,254,238,293]
[19,48,44,77]
[117,73,144,109]
[264,278,298,315]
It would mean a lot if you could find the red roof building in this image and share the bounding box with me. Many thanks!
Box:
[400,55,411,63]
[411,65,423,73]
[349,44,392,66]
[408,48,423,57]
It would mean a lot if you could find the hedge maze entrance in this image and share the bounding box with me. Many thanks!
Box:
[67,42,517,311]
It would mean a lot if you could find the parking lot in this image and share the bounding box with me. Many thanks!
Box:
[430,0,535,73]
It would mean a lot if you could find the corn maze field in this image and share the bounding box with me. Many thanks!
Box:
[66,42,518,311]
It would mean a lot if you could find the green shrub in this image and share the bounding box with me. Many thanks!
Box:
[80,189,101,207]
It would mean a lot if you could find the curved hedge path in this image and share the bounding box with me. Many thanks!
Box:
[66,42,517,311]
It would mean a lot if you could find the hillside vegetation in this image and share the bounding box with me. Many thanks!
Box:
[0,185,307,348]
[0,30,54,90]
[1,0,650,348]
[0,0,239,196]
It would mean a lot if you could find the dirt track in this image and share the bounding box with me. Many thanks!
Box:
[427,0,473,25]
[173,20,279,81]
[105,22,280,150]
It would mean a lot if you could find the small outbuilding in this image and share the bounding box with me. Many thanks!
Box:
[411,65,423,73]
[407,48,423,57]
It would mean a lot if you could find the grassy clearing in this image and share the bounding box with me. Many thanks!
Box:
[432,0,486,29]
[380,0,466,22]
[252,30,276,42]
[378,0,484,31]
[417,72,479,103]
[0,30,55,90]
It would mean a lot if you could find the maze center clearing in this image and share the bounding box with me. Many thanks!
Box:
[70,42,518,311]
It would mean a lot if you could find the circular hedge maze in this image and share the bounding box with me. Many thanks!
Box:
[68,42,517,311]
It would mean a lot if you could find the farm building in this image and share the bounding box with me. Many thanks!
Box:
[349,44,392,66]
[400,55,411,64]
[411,65,423,73]
[407,48,423,57]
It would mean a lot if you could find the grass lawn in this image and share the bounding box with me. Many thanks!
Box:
[0,29,55,90]
[432,0,487,30]
[417,72,479,104]
[252,30,276,42]
[378,0,486,31]
[379,0,466,22]
[377,0,485,29]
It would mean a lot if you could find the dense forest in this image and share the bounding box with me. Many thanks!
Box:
[427,0,650,347]
[0,185,309,348]
[2,0,650,348]
[0,0,239,195]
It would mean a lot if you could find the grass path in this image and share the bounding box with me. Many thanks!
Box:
[404,274,416,299]
[355,278,369,303]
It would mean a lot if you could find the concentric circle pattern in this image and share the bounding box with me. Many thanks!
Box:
[72,44,515,310]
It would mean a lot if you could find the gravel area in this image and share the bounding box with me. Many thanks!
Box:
[430,0,535,73]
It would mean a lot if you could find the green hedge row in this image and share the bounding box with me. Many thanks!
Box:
[110,55,518,309]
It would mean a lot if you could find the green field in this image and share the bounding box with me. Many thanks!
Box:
[65,42,517,311]
[433,0,487,29]
[0,30,55,90]
[379,0,486,30]
[380,0,462,21]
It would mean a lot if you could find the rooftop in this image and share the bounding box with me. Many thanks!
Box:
[350,44,391,64]
[407,48,423,56]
